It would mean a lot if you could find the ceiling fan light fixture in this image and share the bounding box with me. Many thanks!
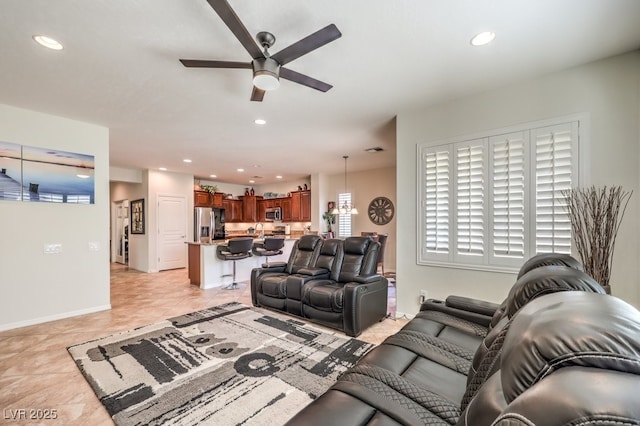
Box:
[252,57,280,91]
[253,71,280,91]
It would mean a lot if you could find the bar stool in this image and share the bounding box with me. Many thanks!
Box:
[252,237,285,266]
[216,237,254,289]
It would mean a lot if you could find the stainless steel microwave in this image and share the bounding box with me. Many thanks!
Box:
[265,207,281,222]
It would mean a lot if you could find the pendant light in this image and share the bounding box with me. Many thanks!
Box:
[331,155,358,215]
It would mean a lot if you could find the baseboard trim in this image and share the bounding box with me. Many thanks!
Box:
[394,311,416,320]
[0,304,112,332]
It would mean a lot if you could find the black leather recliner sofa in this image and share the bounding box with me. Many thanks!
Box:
[286,254,640,425]
[251,235,388,337]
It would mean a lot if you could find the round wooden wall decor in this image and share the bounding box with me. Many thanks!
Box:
[368,196,394,225]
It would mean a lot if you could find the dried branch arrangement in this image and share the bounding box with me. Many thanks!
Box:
[562,186,632,288]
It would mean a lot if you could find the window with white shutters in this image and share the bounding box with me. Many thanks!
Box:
[455,141,486,263]
[337,192,352,237]
[417,117,581,272]
[490,132,527,267]
[533,123,576,255]
[424,149,450,256]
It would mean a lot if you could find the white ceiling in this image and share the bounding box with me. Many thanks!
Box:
[2,0,640,185]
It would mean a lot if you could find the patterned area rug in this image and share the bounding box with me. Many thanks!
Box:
[67,302,374,425]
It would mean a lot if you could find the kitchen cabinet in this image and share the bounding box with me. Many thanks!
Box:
[194,190,223,208]
[222,199,243,222]
[242,196,260,222]
[290,190,311,221]
[194,190,211,207]
[281,197,292,222]
[211,192,223,208]
[300,190,311,221]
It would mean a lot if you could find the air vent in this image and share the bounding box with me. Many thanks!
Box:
[365,147,384,153]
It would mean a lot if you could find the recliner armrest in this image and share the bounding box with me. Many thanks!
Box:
[420,298,493,328]
[352,274,383,284]
[445,295,500,317]
[296,267,330,277]
[260,261,287,270]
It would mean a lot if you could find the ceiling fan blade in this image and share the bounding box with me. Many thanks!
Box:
[179,59,252,69]
[250,86,265,102]
[280,68,333,92]
[206,0,264,59]
[271,24,342,66]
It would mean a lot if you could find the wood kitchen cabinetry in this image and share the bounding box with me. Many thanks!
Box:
[290,190,311,221]
[194,190,224,208]
[211,192,223,208]
[194,190,211,207]
[280,197,292,222]
[202,189,311,223]
[242,195,261,223]
[222,199,243,222]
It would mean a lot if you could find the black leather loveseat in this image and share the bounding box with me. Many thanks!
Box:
[250,235,388,337]
[286,254,640,425]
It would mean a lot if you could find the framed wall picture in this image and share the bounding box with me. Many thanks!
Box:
[130,198,145,234]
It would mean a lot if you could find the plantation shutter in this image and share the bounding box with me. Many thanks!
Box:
[533,123,576,254]
[490,132,527,265]
[337,192,352,237]
[455,141,486,262]
[423,148,451,259]
[417,116,581,271]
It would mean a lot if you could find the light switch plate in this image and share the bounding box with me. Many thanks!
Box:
[44,243,62,254]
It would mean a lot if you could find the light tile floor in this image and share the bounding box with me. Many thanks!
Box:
[0,264,406,425]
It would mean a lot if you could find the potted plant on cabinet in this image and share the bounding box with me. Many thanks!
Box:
[562,185,632,294]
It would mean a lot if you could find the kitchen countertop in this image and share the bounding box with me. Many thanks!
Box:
[187,237,298,246]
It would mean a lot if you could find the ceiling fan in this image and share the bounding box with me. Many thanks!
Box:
[179,0,342,102]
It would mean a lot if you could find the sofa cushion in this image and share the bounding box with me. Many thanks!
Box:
[302,280,344,312]
[285,234,322,274]
[258,274,288,299]
[501,291,640,403]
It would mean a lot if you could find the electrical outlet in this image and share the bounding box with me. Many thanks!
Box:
[419,289,428,304]
[88,241,100,251]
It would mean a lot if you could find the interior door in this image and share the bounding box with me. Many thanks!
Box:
[158,195,187,271]
[114,200,129,264]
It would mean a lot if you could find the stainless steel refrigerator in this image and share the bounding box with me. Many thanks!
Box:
[194,207,225,243]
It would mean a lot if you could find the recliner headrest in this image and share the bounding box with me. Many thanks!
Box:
[319,239,340,255]
[517,253,583,278]
[297,235,321,251]
[506,265,605,318]
[343,237,370,255]
[500,292,640,404]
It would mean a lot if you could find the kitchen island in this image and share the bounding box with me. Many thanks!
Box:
[187,238,297,289]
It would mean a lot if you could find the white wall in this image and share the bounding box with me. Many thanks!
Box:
[111,170,193,273]
[0,104,110,330]
[147,170,194,272]
[324,166,397,272]
[396,51,640,316]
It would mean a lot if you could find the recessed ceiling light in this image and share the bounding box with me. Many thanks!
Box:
[249,180,255,184]
[276,175,283,179]
[33,35,63,50]
[159,167,167,171]
[470,31,496,46]
[209,174,217,178]
[254,119,267,125]
[237,168,244,172]
[183,159,192,163]
[76,174,90,179]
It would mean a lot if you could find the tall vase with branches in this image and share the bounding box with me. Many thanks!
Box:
[562,185,632,293]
